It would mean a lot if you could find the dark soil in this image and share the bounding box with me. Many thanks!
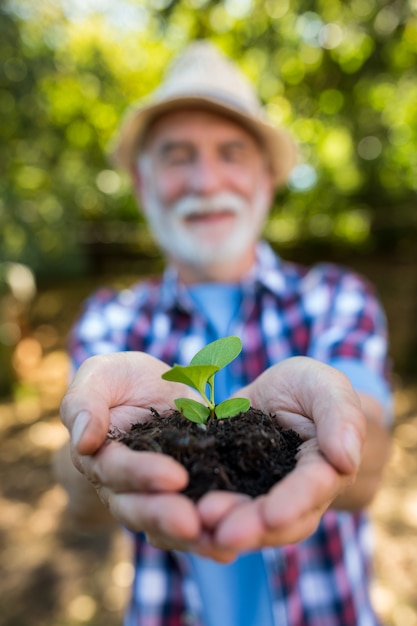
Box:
[112,407,302,501]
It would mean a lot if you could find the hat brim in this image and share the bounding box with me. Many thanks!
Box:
[111,95,298,188]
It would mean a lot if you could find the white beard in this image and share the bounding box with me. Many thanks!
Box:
[141,187,270,268]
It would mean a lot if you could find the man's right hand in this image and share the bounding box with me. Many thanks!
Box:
[60,353,224,554]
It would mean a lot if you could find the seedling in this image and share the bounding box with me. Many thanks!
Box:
[161,336,250,424]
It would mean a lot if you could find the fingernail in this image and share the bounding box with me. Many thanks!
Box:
[72,411,90,449]
[343,427,361,469]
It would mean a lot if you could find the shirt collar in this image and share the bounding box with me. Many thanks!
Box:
[158,241,288,312]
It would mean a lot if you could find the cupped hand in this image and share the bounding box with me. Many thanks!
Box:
[60,352,209,552]
[197,357,367,553]
[60,354,367,562]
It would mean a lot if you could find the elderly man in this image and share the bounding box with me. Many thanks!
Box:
[59,41,392,626]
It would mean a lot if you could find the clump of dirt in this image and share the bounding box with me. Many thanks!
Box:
[112,407,302,501]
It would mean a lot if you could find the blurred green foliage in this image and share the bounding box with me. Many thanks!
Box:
[1,0,417,278]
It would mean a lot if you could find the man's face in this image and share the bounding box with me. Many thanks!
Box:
[136,109,273,273]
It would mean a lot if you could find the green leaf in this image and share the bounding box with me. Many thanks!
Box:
[215,397,251,419]
[174,398,210,424]
[162,364,219,396]
[190,336,243,369]
[161,338,249,425]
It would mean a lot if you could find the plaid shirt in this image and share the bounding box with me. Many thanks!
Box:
[70,242,391,626]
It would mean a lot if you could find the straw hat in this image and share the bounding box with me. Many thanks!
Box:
[112,41,297,187]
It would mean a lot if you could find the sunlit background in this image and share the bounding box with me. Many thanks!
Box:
[1,1,417,625]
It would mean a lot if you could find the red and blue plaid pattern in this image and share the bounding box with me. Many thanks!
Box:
[70,242,390,626]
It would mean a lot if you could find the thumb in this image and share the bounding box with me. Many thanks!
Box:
[60,353,128,455]
[60,372,112,456]
[314,385,365,476]
[60,352,196,456]
[67,409,109,456]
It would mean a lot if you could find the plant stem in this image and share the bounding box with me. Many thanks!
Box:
[209,376,215,408]
[200,389,212,410]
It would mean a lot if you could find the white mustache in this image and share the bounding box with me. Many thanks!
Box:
[172,192,247,218]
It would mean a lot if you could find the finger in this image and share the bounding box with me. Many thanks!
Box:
[213,486,332,552]
[215,498,323,551]
[257,511,323,547]
[214,497,266,551]
[69,409,109,456]
[310,385,366,475]
[197,491,251,531]
[108,492,201,540]
[192,531,240,563]
[61,399,111,457]
[77,443,189,494]
[261,443,351,530]
[147,530,239,563]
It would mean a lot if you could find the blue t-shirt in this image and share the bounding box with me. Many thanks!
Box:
[188,283,241,402]
[187,283,275,626]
